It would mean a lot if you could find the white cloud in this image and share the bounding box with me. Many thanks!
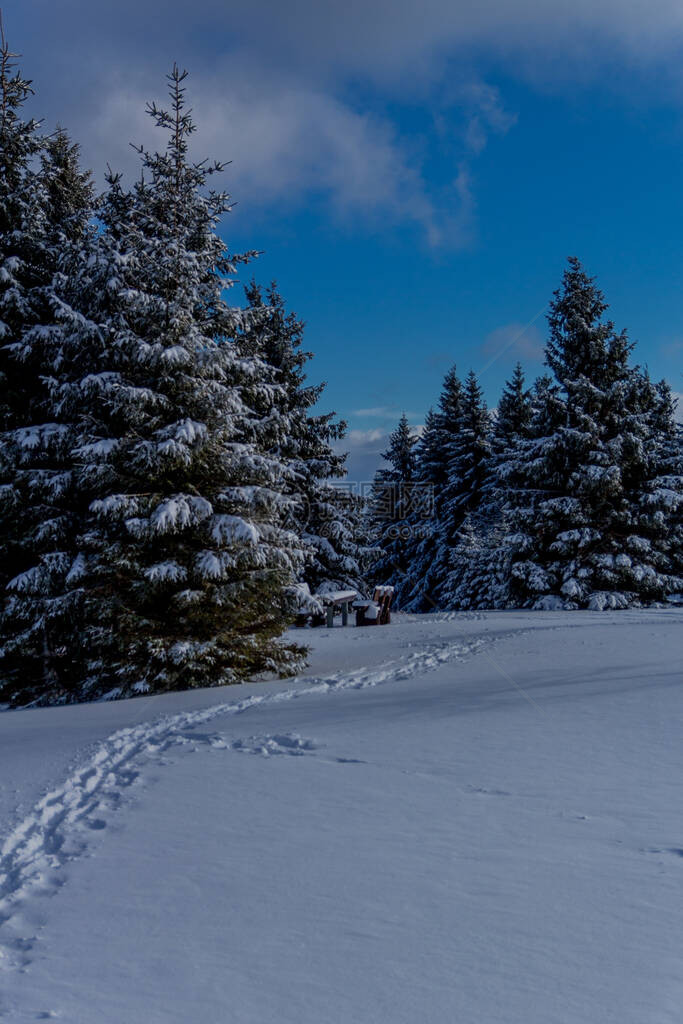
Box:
[458,81,518,156]
[15,0,683,244]
[353,408,395,418]
[334,429,387,483]
[672,392,683,423]
[347,429,386,445]
[353,407,422,419]
[193,0,683,84]
[50,63,451,241]
[335,419,424,482]
[478,321,546,375]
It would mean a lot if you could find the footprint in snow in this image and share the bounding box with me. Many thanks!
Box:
[231,734,318,758]
[465,785,511,797]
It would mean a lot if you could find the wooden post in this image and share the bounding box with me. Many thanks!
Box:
[326,604,335,628]
[341,601,349,626]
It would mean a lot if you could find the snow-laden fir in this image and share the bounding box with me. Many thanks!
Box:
[0,52,366,707]
[239,281,374,597]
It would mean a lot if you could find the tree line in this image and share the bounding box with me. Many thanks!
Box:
[370,258,683,612]
[2,25,681,708]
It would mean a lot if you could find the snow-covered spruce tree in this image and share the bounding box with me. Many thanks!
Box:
[484,372,564,605]
[369,413,418,587]
[628,378,683,597]
[4,67,305,705]
[341,483,380,586]
[494,362,533,449]
[433,370,492,607]
[0,25,46,593]
[241,281,370,595]
[0,26,97,701]
[444,364,534,609]
[398,366,464,610]
[505,257,681,609]
[40,128,95,244]
[394,407,440,609]
[446,371,492,520]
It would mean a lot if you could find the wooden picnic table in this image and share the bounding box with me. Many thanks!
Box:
[317,590,358,627]
[293,586,394,628]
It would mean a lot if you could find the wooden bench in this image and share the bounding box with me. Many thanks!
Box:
[353,586,394,626]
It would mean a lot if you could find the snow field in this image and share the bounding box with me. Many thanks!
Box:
[0,616,499,980]
[1,609,682,1023]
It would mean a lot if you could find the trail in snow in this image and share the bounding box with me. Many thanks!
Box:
[0,630,497,972]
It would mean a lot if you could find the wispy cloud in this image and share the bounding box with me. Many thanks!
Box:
[672,392,683,423]
[346,428,386,445]
[335,429,387,483]
[353,407,422,419]
[660,339,683,357]
[337,419,424,482]
[456,80,518,156]
[478,319,546,376]
[13,0,683,245]
[53,67,445,240]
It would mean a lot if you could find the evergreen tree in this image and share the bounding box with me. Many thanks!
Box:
[0,25,46,591]
[399,366,464,610]
[2,67,305,705]
[444,371,491,522]
[495,362,532,447]
[628,378,683,598]
[0,27,96,700]
[429,366,465,493]
[504,258,681,609]
[445,365,532,609]
[241,281,369,595]
[395,407,440,609]
[369,413,418,586]
[433,370,492,606]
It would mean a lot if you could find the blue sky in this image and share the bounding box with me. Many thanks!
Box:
[9,0,683,480]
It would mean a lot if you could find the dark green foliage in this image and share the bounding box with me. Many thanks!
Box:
[495,363,532,446]
[369,413,418,585]
[0,28,97,699]
[0,66,306,705]
[504,260,682,608]
[401,260,682,612]
[397,367,465,609]
[241,282,369,595]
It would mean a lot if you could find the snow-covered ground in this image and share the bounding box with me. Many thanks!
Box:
[1,610,682,1023]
